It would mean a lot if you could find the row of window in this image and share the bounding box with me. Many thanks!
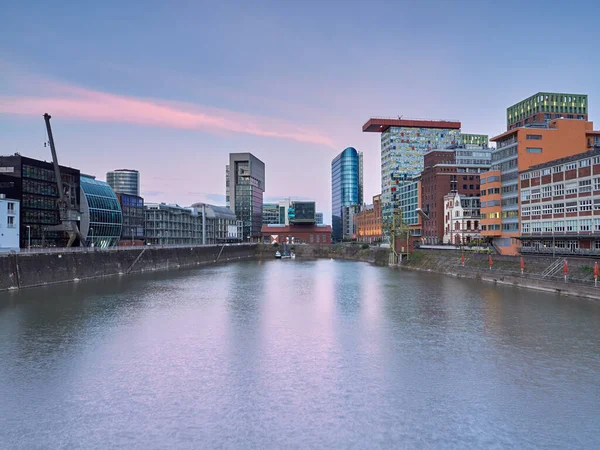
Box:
[521,178,600,199]
[522,198,600,215]
[521,157,600,179]
[522,219,600,233]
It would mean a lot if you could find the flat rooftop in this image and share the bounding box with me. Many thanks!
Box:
[363,117,461,133]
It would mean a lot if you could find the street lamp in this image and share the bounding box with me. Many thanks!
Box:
[26,225,31,251]
[131,226,134,246]
[90,227,94,248]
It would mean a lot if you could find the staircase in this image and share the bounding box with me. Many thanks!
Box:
[542,258,564,278]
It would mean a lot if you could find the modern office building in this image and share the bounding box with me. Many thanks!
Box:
[190,203,242,244]
[0,155,81,248]
[519,148,600,255]
[460,134,489,147]
[80,175,123,248]
[106,169,140,197]
[331,147,362,241]
[397,177,422,238]
[0,195,20,251]
[363,118,461,231]
[443,192,482,245]
[262,203,280,225]
[316,212,324,225]
[421,148,488,244]
[342,204,360,239]
[481,117,600,254]
[227,153,265,240]
[507,92,588,130]
[116,193,145,245]
[355,194,382,244]
[144,203,202,245]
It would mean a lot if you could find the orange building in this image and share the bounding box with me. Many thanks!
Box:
[355,194,382,243]
[480,118,600,254]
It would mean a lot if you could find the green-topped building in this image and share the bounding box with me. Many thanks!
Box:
[507,92,588,130]
[460,133,488,147]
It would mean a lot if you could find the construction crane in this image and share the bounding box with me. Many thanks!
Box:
[43,113,86,247]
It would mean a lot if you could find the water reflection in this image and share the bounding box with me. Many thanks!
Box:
[0,260,599,448]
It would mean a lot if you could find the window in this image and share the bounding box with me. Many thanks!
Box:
[526,134,542,140]
[565,163,577,170]
[526,148,542,153]
[532,222,542,233]
[542,186,552,198]
[594,157,600,165]
[522,206,530,216]
[595,219,600,232]
[555,221,565,232]
[542,204,552,215]
[580,219,592,232]
[542,169,551,176]
[579,159,591,168]
[553,184,564,196]
[7,216,14,228]
[554,203,564,214]
[543,221,553,232]
[579,179,592,192]
[594,178,600,191]
[7,202,15,214]
[520,173,529,180]
[463,185,467,189]
[565,182,578,195]
[531,188,541,200]
[566,202,578,213]
[553,165,563,173]
[566,220,577,232]
[531,205,541,215]
[522,222,530,233]
[580,199,592,211]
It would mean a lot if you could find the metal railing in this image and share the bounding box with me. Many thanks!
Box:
[1,242,255,257]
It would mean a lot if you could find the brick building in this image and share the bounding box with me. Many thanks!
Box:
[355,194,382,243]
[261,224,332,245]
[421,149,489,244]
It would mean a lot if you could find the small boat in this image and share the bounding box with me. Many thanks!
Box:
[290,252,296,259]
[275,251,282,259]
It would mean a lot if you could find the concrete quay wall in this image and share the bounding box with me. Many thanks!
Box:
[0,244,256,291]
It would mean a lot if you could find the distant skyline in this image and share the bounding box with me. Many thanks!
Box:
[2,0,599,223]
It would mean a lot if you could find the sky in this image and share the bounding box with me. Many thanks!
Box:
[1,0,599,223]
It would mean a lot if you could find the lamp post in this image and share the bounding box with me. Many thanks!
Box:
[90,227,94,248]
[131,227,134,246]
[26,225,31,251]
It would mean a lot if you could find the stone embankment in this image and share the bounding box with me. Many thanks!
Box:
[256,244,389,265]
[401,249,600,301]
[0,244,256,291]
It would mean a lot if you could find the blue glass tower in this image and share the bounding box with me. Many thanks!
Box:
[331,147,362,241]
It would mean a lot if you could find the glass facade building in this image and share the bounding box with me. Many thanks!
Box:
[507,92,588,130]
[116,193,145,243]
[107,169,140,197]
[80,176,123,248]
[380,125,460,231]
[331,147,362,241]
[228,153,265,240]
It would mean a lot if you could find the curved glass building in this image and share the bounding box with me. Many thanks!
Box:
[331,147,363,241]
[80,176,123,248]
[106,169,140,197]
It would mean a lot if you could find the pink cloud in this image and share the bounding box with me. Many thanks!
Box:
[0,82,335,147]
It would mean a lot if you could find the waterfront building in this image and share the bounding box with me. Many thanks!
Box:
[342,204,360,239]
[262,203,280,225]
[80,175,122,248]
[481,118,600,254]
[460,134,489,147]
[227,153,265,240]
[397,178,423,239]
[144,203,202,245]
[316,212,324,225]
[362,118,461,230]
[519,148,600,255]
[331,147,362,241]
[106,169,140,197]
[189,203,243,244]
[507,92,588,130]
[421,148,488,244]
[116,193,145,245]
[443,192,482,245]
[0,195,20,251]
[0,155,80,248]
[355,194,382,243]
[262,224,332,245]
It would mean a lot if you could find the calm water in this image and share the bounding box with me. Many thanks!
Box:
[1,259,599,449]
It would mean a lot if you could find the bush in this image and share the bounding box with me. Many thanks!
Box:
[361,244,369,250]
[273,242,279,248]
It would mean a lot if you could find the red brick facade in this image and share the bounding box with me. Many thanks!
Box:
[261,224,332,245]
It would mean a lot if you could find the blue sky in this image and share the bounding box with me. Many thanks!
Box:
[2,0,599,223]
